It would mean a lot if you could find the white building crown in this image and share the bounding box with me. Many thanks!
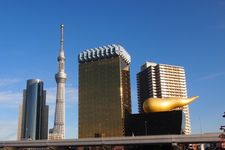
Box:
[78,44,131,64]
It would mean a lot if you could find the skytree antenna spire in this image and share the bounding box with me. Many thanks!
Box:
[49,24,67,140]
[58,24,65,62]
[60,24,64,52]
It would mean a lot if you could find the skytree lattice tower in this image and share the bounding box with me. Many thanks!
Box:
[49,24,67,140]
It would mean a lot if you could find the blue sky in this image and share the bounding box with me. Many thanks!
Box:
[0,0,225,140]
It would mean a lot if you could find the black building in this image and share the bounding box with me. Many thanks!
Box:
[125,110,185,136]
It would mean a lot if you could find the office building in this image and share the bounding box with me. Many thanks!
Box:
[49,24,67,140]
[18,79,48,140]
[137,62,191,134]
[78,44,131,138]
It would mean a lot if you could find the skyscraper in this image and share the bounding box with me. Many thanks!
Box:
[49,24,67,140]
[78,44,131,138]
[137,62,191,134]
[18,79,48,140]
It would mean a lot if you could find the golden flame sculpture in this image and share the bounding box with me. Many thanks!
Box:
[143,96,199,113]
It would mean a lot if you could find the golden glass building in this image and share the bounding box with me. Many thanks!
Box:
[137,62,191,135]
[78,44,131,138]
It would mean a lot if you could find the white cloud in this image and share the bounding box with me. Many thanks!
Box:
[66,87,78,105]
[0,78,21,87]
[199,72,225,81]
[0,120,17,140]
[0,78,22,108]
[0,80,21,140]
[48,103,56,118]
[0,91,22,107]
[45,87,57,104]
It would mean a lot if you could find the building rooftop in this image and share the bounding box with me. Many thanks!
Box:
[140,61,184,71]
[78,44,131,64]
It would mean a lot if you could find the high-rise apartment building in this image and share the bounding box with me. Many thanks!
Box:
[137,62,191,134]
[78,44,131,138]
[49,24,67,140]
[18,79,48,140]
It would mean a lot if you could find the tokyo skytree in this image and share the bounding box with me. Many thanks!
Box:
[49,24,67,140]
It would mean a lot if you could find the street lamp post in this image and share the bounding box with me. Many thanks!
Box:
[220,112,225,132]
[219,112,225,149]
